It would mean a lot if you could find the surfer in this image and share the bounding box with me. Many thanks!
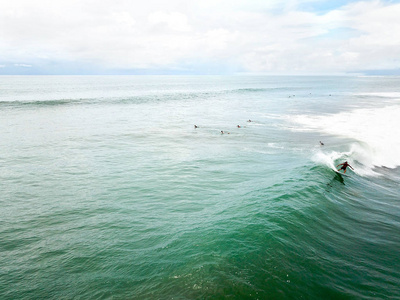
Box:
[336,161,354,174]
[320,141,324,146]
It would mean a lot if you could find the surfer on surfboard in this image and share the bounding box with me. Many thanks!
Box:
[336,161,354,174]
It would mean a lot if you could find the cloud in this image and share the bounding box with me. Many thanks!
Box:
[0,0,399,74]
[148,11,191,32]
[14,63,32,67]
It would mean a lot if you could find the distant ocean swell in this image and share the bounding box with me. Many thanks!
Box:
[0,86,304,107]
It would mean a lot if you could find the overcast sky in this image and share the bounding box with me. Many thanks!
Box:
[1,0,400,75]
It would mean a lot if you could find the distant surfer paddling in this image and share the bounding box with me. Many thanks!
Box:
[336,161,354,174]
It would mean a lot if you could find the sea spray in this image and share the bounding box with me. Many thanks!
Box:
[312,149,343,169]
[312,146,380,177]
[292,104,400,175]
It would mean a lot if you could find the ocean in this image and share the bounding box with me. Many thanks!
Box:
[1,75,399,299]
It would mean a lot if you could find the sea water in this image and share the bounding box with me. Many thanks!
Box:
[1,75,399,299]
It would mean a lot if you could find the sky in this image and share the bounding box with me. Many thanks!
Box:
[1,0,400,75]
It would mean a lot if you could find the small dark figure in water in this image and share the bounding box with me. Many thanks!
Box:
[237,125,241,128]
[336,161,354,174]
[221,130,230,134]
[247,119,252,122]
[194,125,198,129]
[320,141,324,146]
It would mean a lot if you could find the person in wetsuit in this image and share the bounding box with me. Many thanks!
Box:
[336,161,354,174]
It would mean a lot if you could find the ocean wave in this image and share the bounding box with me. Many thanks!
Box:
[291,105,400,174]
[0,98,92,107]
[312,148,381,177]
[0,86,306,108]
[227,87,282,93]
[0,90,216,107]
[227,87,307,94]
[354,92,400,98]
[0,89,261,108]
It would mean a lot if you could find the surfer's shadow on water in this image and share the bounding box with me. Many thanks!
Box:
[326,173,345,190]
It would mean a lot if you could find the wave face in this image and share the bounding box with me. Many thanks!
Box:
[1,75,400,299]
[292,104,400,176]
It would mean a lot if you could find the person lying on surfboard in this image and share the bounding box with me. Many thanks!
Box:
[336,161,354,174]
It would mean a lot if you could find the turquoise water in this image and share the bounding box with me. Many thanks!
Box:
[1,76,400,299]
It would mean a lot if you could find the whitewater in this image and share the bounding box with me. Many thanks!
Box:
[0,75,399,299]
[292,104,400,176]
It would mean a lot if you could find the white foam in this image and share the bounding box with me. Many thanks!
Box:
[312,148,380,177]
[293,105,400,175]
[267,142,285,149]
[312,150,343,172]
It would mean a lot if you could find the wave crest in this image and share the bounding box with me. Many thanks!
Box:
[294,105,400,174]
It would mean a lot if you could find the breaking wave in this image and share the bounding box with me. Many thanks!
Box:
[292,104,400,176]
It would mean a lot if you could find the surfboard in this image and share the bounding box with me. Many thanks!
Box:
[334,170,349,177]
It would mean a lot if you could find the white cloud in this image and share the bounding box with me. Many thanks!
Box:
[14,63,32,67]
[0,0,399,74]
[148,11,191,32]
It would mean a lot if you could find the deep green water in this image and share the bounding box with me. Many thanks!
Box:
[1,76,400,299]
